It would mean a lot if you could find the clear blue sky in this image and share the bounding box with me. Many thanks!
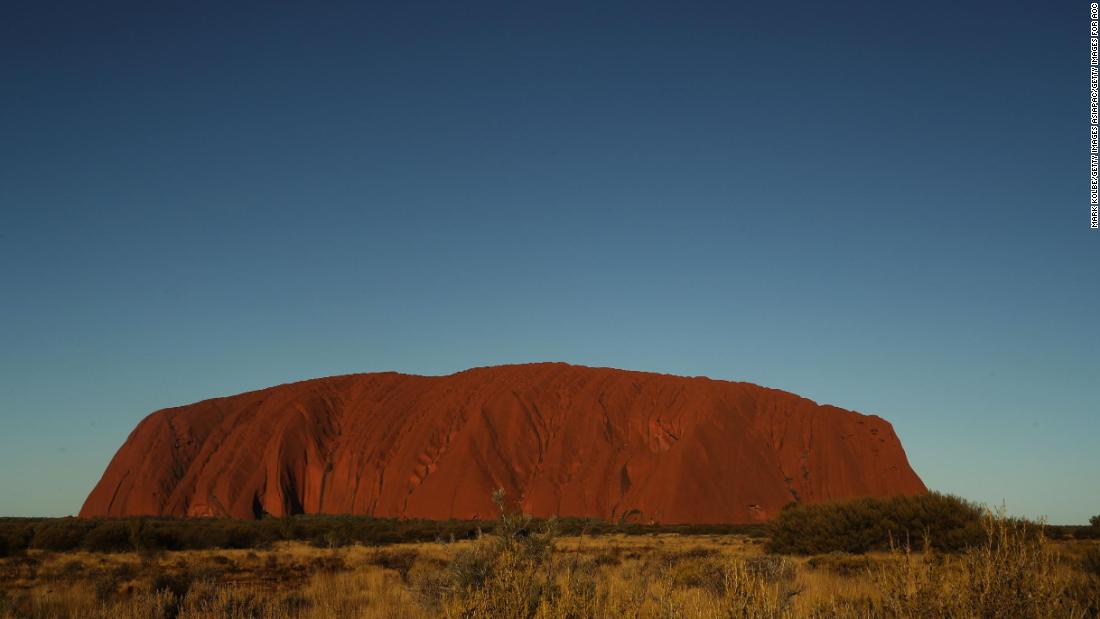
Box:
[1,1,1095,524]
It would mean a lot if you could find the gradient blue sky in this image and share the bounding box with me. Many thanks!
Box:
[1,1,1096,523]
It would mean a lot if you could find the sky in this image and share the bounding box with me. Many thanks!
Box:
[0,1,1095,524]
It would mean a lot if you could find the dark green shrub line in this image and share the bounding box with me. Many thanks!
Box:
[765,492,1028,555]
[2,497,1093,557]
[0,515,766,555]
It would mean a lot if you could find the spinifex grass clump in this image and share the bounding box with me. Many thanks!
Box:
[413,490,796,619]
[413,489,558,619]
[815,509,1098,618]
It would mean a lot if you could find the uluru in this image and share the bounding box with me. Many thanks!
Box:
[81,363,925,524]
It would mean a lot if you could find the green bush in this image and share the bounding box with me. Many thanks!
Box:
[0,512,771,557]
[766,492,986,555]
[1081,546,1100,578]
[0,521,34,557]
[1081,515,1100,540]
[83,521,134,553]
[30,519,97,552]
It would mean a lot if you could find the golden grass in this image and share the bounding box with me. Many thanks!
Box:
[1,514,1097,618]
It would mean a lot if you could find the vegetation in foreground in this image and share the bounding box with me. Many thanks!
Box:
[0,514,766,558]
[0,493,1097,618]
[767,492,990,555]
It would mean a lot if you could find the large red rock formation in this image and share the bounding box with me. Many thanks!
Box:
[81,363,925,523]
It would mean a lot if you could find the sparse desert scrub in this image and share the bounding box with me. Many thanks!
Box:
[1,499,1097,618]
[814,512,1098,618]
[0,516,763,558]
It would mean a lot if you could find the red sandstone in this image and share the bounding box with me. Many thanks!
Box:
[81,363,925,523]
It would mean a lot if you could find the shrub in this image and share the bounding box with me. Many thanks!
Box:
[767,492,986,555]
[416,489,557,617]
[1081,515,1100,540]
[368,549,419,581]
[0,520,34,558]
[0,513,769,557]
[307,555,347,574]
[715,559,792,616]
[667,546,719,560]
[409,558,452,609]
[30,519,96,552]
[1081,546,1100,578]
[873,511,1088,618]
[150,569,195,600]
[666,556,727,595]
[806,552,874,577]
[592,548,622,567]
[83,521,134,553]
[743,554,796,582]
[94,562,138,601]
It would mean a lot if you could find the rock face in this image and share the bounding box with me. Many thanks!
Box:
[81,363,925,523]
